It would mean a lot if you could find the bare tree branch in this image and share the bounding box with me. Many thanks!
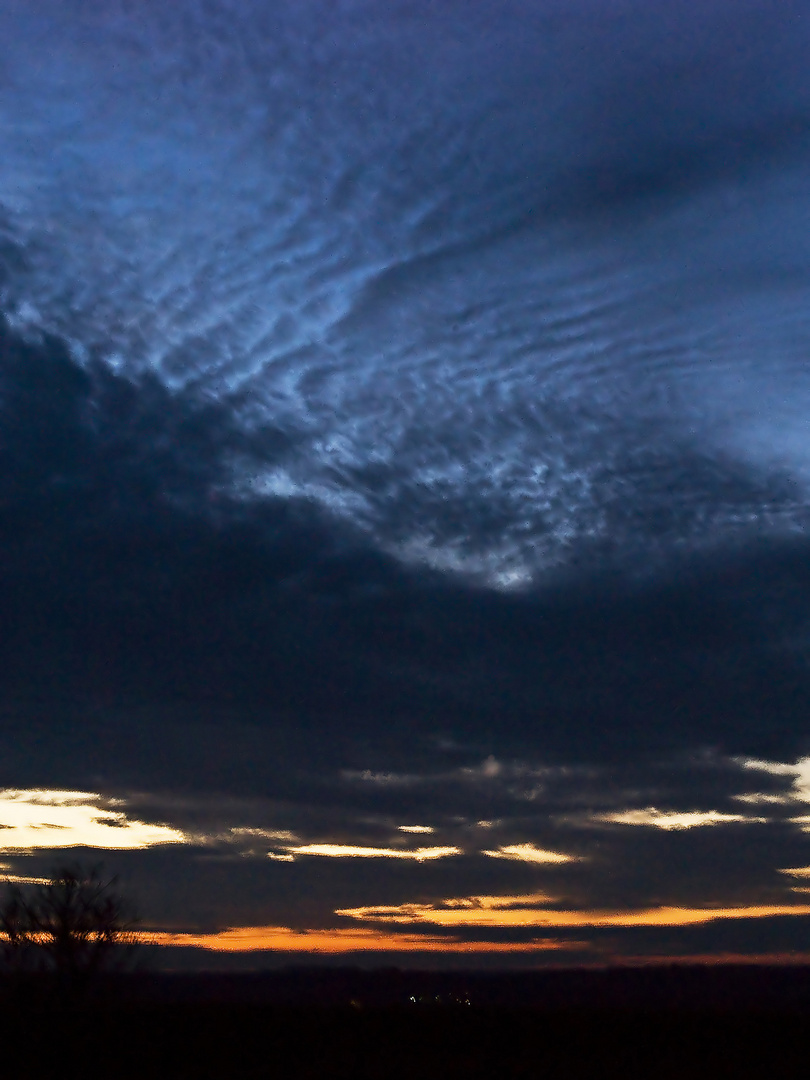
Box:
[0,863,139,1001]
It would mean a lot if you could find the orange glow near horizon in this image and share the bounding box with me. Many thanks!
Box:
[334,899,810,929]
[144,926,577,954]
[149,929,810,963]
[135,896,810,955]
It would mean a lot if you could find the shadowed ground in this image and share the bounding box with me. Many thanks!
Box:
[2,967,809,1078]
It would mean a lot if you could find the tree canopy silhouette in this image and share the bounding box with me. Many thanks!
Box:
[0,864,138,996]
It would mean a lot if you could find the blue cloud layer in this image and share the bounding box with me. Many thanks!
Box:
[2,0,810,586]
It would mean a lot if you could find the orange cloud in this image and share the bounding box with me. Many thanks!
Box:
[335,898,810,929]
[137,892,810,954]
[146,926,577,954]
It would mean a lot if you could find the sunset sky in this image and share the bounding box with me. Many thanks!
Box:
[3,0,810,969]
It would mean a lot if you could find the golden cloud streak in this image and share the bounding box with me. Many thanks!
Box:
[482,844,577,863]
[595,808,764,830]
[145,927,576,954]
[335,900,810,929]
[277,844,460,861]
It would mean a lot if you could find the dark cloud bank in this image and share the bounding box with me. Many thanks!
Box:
[3,317,810,770]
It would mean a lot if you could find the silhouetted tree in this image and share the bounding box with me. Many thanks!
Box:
[0,864,138,1004]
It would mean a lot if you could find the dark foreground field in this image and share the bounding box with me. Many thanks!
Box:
[2,967,809,1078]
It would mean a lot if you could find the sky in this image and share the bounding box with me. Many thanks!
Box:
[2,0,810,969]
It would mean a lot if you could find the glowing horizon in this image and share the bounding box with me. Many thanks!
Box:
[595,808,766,830]
[335,899,810,930]
[145,926,576,954]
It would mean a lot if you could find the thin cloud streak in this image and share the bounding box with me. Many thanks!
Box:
[147,926,575,955]
[482,844,578,863]
[336,901,810,930]
[276,844,461,861]
[594,808,766,830]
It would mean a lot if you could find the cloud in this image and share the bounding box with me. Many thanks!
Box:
[729,759,810,829]
[736,757,810,806]
[0,862,50,885]
[482,844,578,864]
[778,866,810,879]
[336,899,810,930]
[3,2,810,592]
[594,808,766,830]
[342,757,577,798]
[732,794,792,806]
[147,925,574,955]
[229,828,298,843]
[274,844,461,862]
[0,790,185,851]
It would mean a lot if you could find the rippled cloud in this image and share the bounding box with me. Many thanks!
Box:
[2,1,810,586]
